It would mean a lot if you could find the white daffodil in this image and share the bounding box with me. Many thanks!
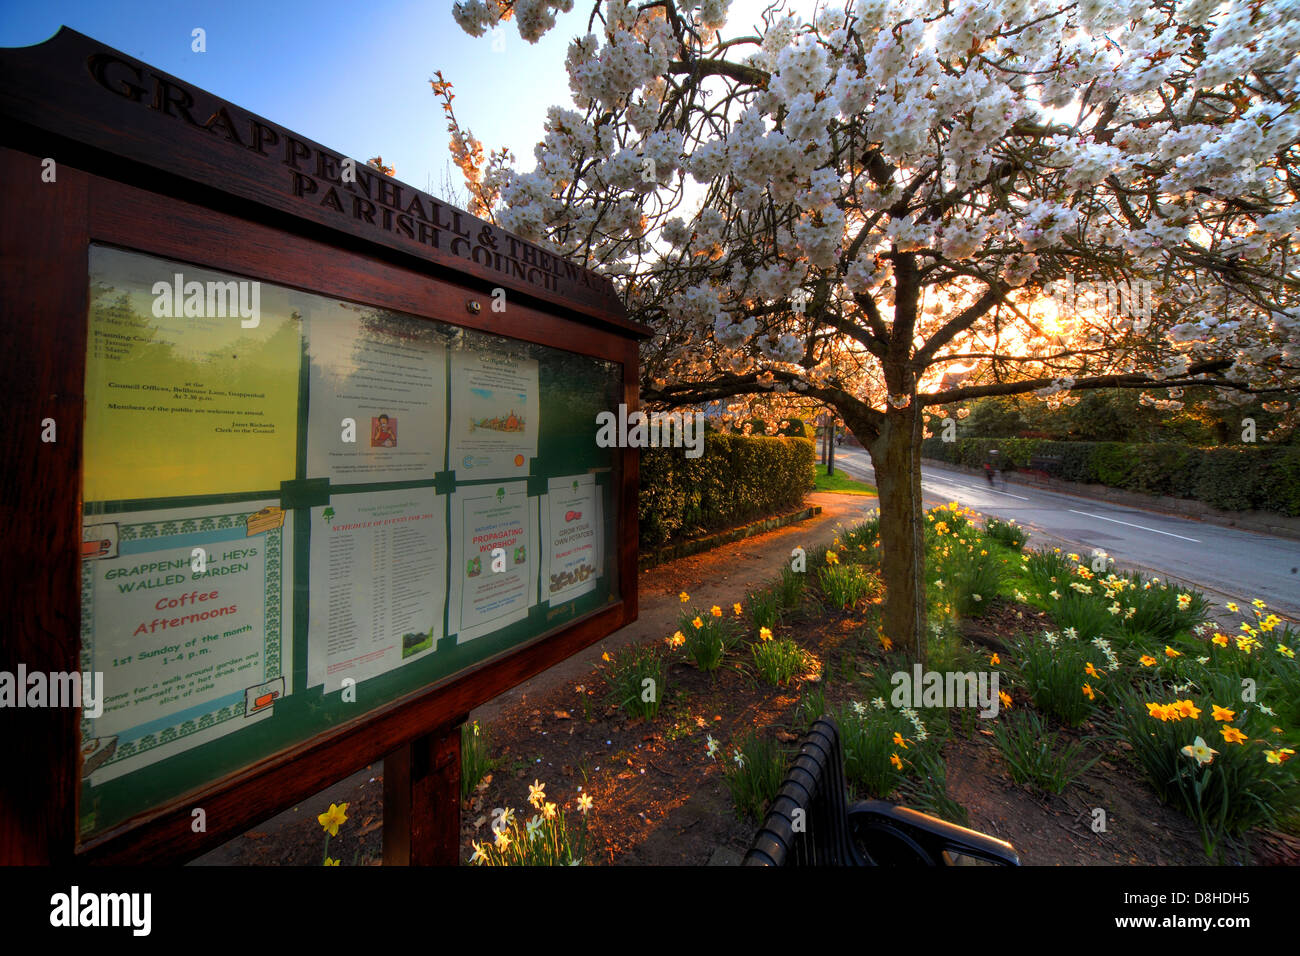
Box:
[1181,736,1218,767]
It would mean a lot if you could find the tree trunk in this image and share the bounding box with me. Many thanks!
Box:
[864,401,928,662]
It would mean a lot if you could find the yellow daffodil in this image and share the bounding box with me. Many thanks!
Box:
[825,551,839,565]
[890,753,903,770]
[1225,602,1238,612]
[879,636,893,651]
[1176,700,1201,719]
[1278,644,1296,659]
[691,616,703,629]
[1085,662,1100,678]
[323,857,340,866]
[679,592,690,602]
[543,801,558,820]
[1211,633,1229,647]
[1210,705,1235,722]
[1165,645,1182,658]
[759,626,773,641]
[892,732,908,749]
[317,802,349,837]
[1082,683,1095,701]
[710,605,722,618]
[1220,726,1248,745]
[1264,748,1294,764]
[602,651,611,661]
[999,691,1012,709]
[733,602,743,615]
[528,779,546,808]
[1139,655,1157,667]
[1252,598,1266,609]
[990,653,1000,666]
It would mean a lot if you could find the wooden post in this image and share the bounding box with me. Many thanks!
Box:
[383,717,465,866]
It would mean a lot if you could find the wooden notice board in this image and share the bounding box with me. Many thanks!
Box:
[0,28,648,865]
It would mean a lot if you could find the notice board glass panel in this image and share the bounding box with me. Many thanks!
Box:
[78,244,623,839]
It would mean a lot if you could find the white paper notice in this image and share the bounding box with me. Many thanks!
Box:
[308,487,447,690]
[449,349,539,480]
[307,303,447,482]
[449,482,537,643]
[541,474,602,604]
[80,500,292,784]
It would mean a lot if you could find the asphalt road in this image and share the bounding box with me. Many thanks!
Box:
[829,445,1300,623]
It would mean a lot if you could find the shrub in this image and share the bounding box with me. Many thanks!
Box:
[819,561,873,610]
[461,720,495,800]
[984,517,1028,551]
[722,732,788,821]
[991,710,1098,794]
[752,635,807,686]
[639,433,815,547]
[1013,630,1104,727]
[678,607,734,672]
[604,644,666,718]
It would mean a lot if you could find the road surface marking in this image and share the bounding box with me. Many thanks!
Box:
[1066,509,1200,543]
[925,477,1030,501]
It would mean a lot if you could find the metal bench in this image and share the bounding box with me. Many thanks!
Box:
[743,716,1020,866]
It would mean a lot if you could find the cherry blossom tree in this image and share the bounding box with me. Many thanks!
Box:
[446,0,1300,657]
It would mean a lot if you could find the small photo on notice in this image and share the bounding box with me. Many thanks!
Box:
[371,414,398,447]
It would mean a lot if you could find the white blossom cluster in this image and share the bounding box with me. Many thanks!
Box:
[449,0,1299,422]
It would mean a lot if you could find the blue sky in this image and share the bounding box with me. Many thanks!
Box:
[0,0,589,200]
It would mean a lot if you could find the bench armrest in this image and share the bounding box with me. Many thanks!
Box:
[848,799,1020,866]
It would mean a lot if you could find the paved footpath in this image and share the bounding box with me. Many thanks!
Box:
[193,490,877,863]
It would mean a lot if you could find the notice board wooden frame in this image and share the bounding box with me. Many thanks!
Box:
[0,28,648,866]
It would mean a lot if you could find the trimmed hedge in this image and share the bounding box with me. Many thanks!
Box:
[639,433,815,548]
[921,436,1300,516]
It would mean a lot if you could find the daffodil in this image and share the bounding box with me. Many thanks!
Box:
[1220,726,1248,745]
[526,815,543,842]
[543,801,558,820]
[494,828,512,850]
[1264,748,1294,764]
[679,591,690,602]
[318,802,349,837]
[1278,644,1296,659]
[733,602,743,615]
[1139,654,1157,667]
[1180,737,1217,766]
[691,616,703,629]
[825,550,839,565]
[890,753,903,770]
[1225,602,1239,613]
[1210,705,1235,722]
[577,793,594,814]
[468,842,485,865]
[323,857,340,866]
[1165,645,1182,658]
[1211,633,1229,647]
[528,779,546,808]
[1176,700,1201,719]
[1082,683,1095,701]
[1085,662,1100,678]
[602,651,611,661]
[706,734,719,760]
[710,605,723,618]
[999,691,1012,709]
[990,653,1000,666]
[879,636,893,651]
[892,732,908,749]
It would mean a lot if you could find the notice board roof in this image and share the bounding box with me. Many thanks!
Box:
[0,27,648,339]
